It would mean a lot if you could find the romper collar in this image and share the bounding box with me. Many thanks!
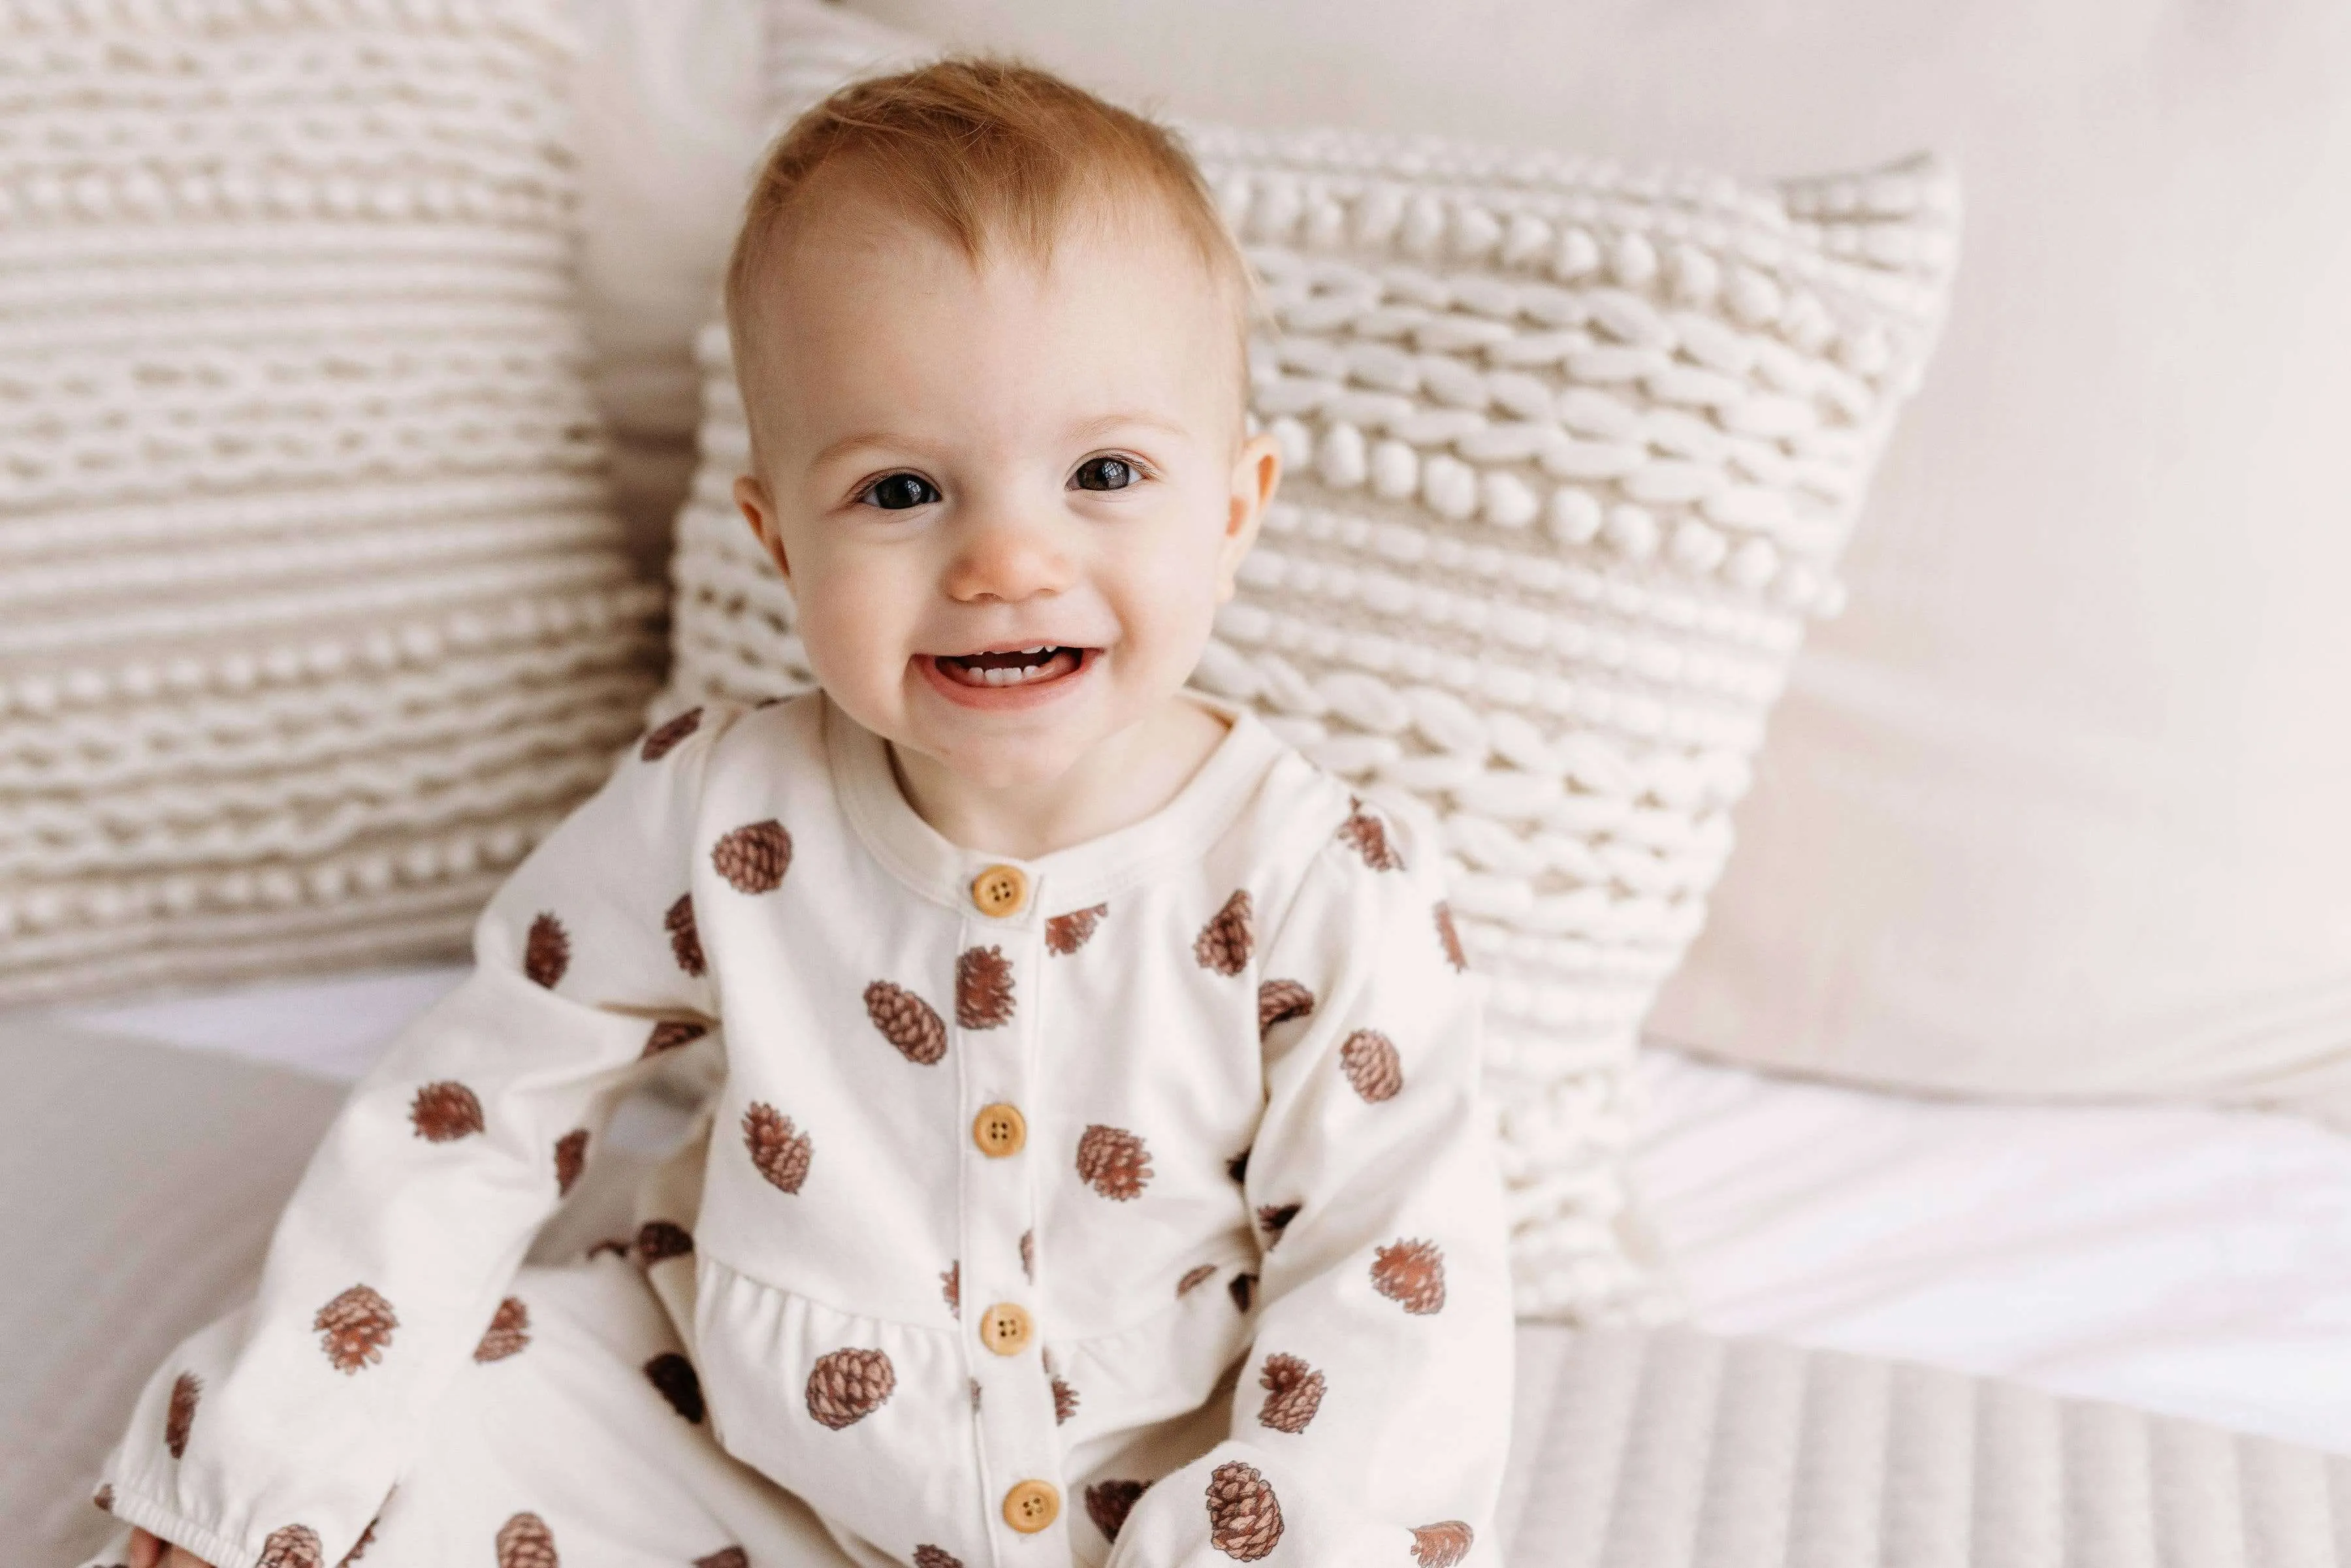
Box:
[825,688,1285,923]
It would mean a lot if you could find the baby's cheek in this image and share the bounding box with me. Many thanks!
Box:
[792,562,911,705]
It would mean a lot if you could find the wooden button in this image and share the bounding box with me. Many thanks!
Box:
[972,1102,1027,1158]
[1002,1479,1060,1533]
[970,863,1027,917]
[978,1302,1032,1356]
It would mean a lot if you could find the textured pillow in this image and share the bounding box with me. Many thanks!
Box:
[656,3,1958,1319]
[0,1,662,1006]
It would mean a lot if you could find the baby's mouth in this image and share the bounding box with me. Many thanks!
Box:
[929,645,1087,688]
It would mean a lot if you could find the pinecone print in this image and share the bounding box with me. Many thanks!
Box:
[1371,1239,1447,1315]
[1050,1368,1080,1424]
[1076,1124,1153,1200]
[1257,1352,1326,1433]
[92,1483,112,1514]
[665,893,705,976]
[165,1369,200,1457]
[496,1512,558,1568]
[1177,1262,1219,1296]
[912,1548,961,1568]
[955,946,1016,1029]
[941,1261,960,1315]
[645,1352,705,1423]
[1045,903,1108,955]
[712,819,793,893]
[258,1525,325,1568]
[1019,1228,1035,1280]
[743,1102,812,1193]
[638,1220,695,1266]
[696,1551,749,1568]
[643,1019,706,1057]
[1230,1272,1258,1312]
[805,1346,895,1429]
[553,1128,590,1196]
[1257,978,1313,1037]
[1433,901,1469,972]
[1205,1461,1284,1561]
[1087,1479,1150,1543]
[409,1080,484,1142]
[1337,798,1405,871]
[524,912,570,989]
[473,1297,530,1362]
[1340,1029,1404,1102]
[344,1515,380,1563]
[1256,1204,1300,1249]
[1193,890,1255,975]
[641,705,702,762]
[314,1285,398,1373]
[864,980,947,1064]
[1411,1521,1475,1568]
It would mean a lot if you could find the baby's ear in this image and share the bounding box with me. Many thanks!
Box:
[735,473,792,586]
[1215,431,1283,600]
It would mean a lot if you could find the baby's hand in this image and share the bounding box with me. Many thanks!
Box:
[128,1528,216,1568]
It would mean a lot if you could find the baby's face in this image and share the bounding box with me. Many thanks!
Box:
[734,186,1279,791]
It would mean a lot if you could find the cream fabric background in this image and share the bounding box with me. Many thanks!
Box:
[831,0,2351,1125]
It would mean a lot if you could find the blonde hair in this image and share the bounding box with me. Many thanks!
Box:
[724,57,1253,396]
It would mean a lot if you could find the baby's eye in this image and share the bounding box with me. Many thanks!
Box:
[1070,456,1139,492]
[859,473,941,511]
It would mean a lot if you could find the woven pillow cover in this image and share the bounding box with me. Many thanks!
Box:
[656,3,1959,1320]
[0,0,662,1005]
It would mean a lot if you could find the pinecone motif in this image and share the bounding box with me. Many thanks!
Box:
[257,1524,325,1568]
[1337,798,1405,871]
[165,1369,200,1457]
[343,1515,380,1563]
[92,1483,112,1513]
[1051,1372,1080,1425]
[408,1080,484,1142]
[472,1297,530,1363]
[1193,889,1255,975]
[864,980,947,1064]
[1256,1203,1300,1249]
[1044,903,1108,954]
[314,1285,398,1373]
[954,946,1016,1029]
[640,705,702,762]
[1229,1272,1258,1312]
[553,1128,590,1196]
[643,1019,706,1057]
[1019,1228,1035,1280]
[1371,1239,1447,1315]
[1411,1521,1475,1568]
[1432,902,1469,972]
[805,1346,896,1429]
[638,1221,694,1266]
[495,1512,558,1568]
[711,819,793,893]
[742,1102,812,1193]
[665,893,705,976]
[645,1352,705,1423]
[1339,1029,1404,1102]
[1086,1479,1149,1543]
[695,1551,749,1568]
[941,1261,959,1315]
[912,1548,961,1568]
[1256,978,1313,1037]
[1177,1262,1218,1296]
[523,912,569,989]
[1205,1461,1284,1561]
[1076,1124,1153,1200]
[1257,1352,1326,1433]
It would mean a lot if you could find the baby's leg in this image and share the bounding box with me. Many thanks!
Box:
[78,1255,856,1568]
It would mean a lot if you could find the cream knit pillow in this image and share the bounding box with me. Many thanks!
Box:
[0,1,662,1006]
[657,8,1959,1319]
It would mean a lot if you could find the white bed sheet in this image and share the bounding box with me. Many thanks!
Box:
[51,964,2351,1456]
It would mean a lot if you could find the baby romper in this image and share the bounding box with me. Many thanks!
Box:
[84,690,1516,1568]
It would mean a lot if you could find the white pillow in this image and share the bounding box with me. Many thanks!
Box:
[652,1,1957,1321]
[0,2,660,1005]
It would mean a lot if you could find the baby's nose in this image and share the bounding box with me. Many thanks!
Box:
[943,508,1073,603]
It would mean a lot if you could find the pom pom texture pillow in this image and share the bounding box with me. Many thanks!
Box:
[658,8,1959,1319]
[0,1,662,1004]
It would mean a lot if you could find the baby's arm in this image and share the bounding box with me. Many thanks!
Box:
[91,701,747,1568]
[1108,795,1516,1568]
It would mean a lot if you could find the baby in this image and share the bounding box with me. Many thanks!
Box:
[101,59,1513,1568]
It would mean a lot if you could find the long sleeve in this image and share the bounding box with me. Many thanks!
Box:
[96,700,748,1568]
[1105,793,1516,1568]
